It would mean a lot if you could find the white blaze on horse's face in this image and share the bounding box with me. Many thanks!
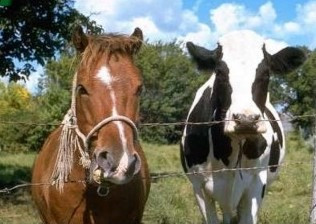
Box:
[220,31,269,135]
[93,65,136,185]
[97,66,113,85]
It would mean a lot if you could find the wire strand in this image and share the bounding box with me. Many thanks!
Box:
[0,161,311,194]
[0,114,315,127]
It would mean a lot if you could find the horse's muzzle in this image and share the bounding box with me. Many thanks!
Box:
[90,150,141,185]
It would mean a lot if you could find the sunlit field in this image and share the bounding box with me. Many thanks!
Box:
[0,133,312,224]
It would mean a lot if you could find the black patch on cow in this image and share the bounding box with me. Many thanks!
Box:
[182,61,233,168]
[186,42,223,72]
[265,108,283,148]
[268,136,280,172]
[269,47,306,75]
[242,135,267,159]
[211,123,232,166]
[210,61,233,166]
[252,61,270,113]
[183,87,213,168]
[261,184,266,198]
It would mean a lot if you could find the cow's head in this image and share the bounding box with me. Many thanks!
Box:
[187,31,306,137]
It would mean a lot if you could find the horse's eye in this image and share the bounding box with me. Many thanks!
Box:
[76,85,88,95]
[136,84,143,96]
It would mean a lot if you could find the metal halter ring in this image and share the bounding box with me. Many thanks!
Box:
[97,186,110,197]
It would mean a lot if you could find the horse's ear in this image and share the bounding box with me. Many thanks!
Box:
[72,25,88,53]
[131,27,143,41]
[131,27,143,53]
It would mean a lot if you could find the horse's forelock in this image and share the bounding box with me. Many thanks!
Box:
[79,34,142,69]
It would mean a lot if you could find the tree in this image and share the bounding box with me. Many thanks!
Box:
[0,0,102,81]
[136,41,207,143]
[26,53,75,150]
[270,48,316,137]
[0,81,37,152]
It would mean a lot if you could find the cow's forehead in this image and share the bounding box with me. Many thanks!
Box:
[218,30,288,78]
[219,30,265,77]
[218,31,266,100]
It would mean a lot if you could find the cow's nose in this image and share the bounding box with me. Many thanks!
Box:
[233,113,261,133]
[233,113,260,124]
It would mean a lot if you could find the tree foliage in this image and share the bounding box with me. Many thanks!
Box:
[0,82,36,152]
[270,48,316,136]
[136,42,207,143]
[0,0,102,81]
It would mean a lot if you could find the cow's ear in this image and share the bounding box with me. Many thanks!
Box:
[187,42,222,71]
[263,45,306,74]
[72,25,88,53]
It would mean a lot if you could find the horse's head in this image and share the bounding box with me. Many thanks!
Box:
[72,26,144,185]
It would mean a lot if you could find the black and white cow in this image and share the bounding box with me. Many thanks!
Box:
[181,30,306,224]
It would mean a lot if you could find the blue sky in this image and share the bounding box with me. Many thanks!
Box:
[13,0,316,93]
[74,0,316,48]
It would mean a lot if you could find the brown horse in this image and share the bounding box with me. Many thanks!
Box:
[32,26,150,224]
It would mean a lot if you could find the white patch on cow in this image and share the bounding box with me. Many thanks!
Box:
[96,65,130,171]
[218,30,277,134]
[251,197,258,221]
[219,30,263,114]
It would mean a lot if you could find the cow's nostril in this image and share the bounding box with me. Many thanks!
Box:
[233,113,241,123]
[253,114,260,121]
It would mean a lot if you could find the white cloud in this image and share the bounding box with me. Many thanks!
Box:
[283,22,301,33]
[13,0,316,94]
[264,38,288,54]
[210,3,245,35]
[209,1,278,36]
[297,1,316,25]
[295,0,316,48]
[178,23,213,47]
[258,2,276,23]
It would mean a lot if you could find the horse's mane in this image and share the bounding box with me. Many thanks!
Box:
[81,33,142,68]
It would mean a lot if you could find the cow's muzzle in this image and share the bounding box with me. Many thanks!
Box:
[226,113,267,135]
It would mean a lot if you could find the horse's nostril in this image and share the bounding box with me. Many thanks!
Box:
[131,153,141,176]
[95,150,113,171]
[99,151,108,160]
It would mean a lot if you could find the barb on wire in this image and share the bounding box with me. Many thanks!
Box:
[0,161,311,195]
[0,114,315,127]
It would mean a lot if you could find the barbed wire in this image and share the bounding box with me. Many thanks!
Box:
[0,161,311,195]
[0,114,315,127]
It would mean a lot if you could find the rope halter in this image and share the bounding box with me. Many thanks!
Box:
[51,72,139,191]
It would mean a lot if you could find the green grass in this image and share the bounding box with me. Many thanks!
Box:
[0,133,313,224]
